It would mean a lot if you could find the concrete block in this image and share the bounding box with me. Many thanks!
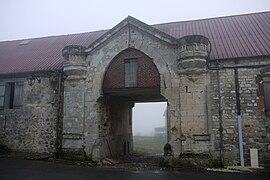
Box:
[193,134,210,141]
[250,148,259,168]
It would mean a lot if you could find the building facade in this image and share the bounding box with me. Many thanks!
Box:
[0,12,270,166]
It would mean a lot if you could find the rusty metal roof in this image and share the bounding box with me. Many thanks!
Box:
[0,11,269,75]
[0,30,105,75]
[154,11,270,60]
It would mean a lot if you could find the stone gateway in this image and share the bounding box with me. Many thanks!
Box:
[0,12,270,166]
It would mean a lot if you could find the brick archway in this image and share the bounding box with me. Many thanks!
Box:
[103,48,163,101]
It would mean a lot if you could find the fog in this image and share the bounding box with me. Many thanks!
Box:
[0,0,269,135]
[133,102,167,136]
[0,0,270,41]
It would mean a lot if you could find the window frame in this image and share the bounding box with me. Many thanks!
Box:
[263,74,270,112]
[0,83,5,109]
[13,81,24,108]
[0,81,24,109]
[124,58,138,88]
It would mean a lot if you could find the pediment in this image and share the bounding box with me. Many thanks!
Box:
[85,16,178,52]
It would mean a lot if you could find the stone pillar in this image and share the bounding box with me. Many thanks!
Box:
[177,35,211,156]
[62,45,87,80]
[178,35,209,75]
[61,45,88,155]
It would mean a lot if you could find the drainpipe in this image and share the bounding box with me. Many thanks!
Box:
[216,61,224,166]
[55,70,63,157]
[205,41,224,166]
[234,68,244,166]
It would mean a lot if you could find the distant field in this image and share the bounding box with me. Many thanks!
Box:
[133,136,166,153]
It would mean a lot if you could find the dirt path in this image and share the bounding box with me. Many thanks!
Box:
[101,152,165,170]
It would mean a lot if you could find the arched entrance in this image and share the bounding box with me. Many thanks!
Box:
[101,48,167,157]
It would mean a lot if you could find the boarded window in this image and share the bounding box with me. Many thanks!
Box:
[0,83,5,108]
[264,76,270,112]
[4,82,14,108]
[14,82,24,107]
[0,82,24,109]
[125,59,138,87]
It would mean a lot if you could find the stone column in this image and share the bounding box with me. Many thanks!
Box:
[178,35,209,75]
[61,45,87,155]
[177,35,211,155]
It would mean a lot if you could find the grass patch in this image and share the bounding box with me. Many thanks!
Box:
[133,136,166,153]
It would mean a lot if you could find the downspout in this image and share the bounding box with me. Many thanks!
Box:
[82,90,86,160]
[216,61,224,166]
[206,41,224,166]
[234,68,244,166]
[55,70,63,157]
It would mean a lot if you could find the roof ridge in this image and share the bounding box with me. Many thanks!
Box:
[151,11,270,26]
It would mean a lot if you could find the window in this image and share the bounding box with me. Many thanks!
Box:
[263,76,270,112]
[0,84,5,108]
[0,82,24,109]
[125,59,138,87]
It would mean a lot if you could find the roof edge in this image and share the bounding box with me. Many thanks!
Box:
[152,11,270,26]
[209,55,270,62]
[0,69,62,78]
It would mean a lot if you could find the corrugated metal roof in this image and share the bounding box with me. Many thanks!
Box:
[0,30,106,74]
[153,11,270,60]
[0,11,269,75]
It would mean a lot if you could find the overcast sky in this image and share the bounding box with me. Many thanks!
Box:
[0,0,270,42]
[1,0,269,135]
[133,102,167,136]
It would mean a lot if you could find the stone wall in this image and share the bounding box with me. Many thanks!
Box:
[209,58,270,165]
[61,18,270,166]
[64,24,181,159]
[179,73,212,153]
[99,96,132,157]
[0,75,59,154]
[0,17,269,167]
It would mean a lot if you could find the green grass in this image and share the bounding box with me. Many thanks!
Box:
[133,136,166,153]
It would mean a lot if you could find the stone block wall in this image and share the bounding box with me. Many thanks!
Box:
[62,45,87,155]
[60,19,270,166]
[99,96,132,157]
[0,75,58,154]
[81,24,180,159]
[209,58,270,165]
[179,74,212,153]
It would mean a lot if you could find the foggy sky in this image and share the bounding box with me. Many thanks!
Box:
[0,0,269,41]
[133,102,167,136]
[0,0,269,135]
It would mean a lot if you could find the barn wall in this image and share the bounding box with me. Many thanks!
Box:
[209,57,270,165]
[0,75,58,154]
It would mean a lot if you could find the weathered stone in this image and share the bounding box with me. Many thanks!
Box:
[0,16,269,168]
[0,77,58,154]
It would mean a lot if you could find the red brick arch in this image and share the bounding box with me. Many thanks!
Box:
[103,48,160,91]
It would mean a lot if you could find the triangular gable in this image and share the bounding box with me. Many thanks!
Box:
[85,16,178,52]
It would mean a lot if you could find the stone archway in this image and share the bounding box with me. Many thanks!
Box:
[100,48,167,157]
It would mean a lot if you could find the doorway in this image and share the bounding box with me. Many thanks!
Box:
[132,102,167,155]
[101,48,167,162]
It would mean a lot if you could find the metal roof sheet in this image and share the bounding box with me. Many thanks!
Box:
[0,11,269,75]
[153,11,270,60]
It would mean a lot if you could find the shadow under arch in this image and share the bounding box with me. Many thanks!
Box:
[98,48,168,158]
